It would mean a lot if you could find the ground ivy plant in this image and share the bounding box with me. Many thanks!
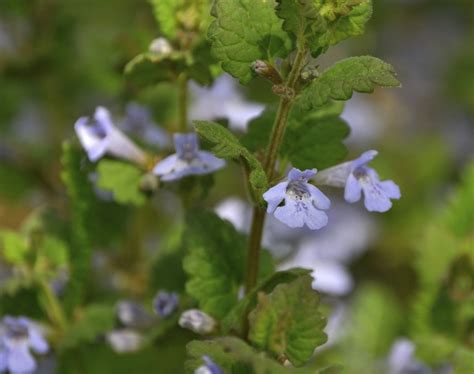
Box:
[0,0,404,372]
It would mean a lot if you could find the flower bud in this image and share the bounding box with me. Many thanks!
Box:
[149,37,173,55]
[178,309,216,335]
[251,60,283,84]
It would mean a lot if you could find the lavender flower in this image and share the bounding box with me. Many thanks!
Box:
[0,316,49,374]
[178,310,216,335]
[263,168,331,230]
[153,133,225,181]
[122,103,169,148]
[314,150,401,212]
[74,106,147,165]
[195,356,223,374]
[116,301,155,329]
[153,291,179,318]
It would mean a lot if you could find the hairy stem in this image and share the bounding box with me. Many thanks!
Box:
[244,49,308,294]
[178,72,188,132]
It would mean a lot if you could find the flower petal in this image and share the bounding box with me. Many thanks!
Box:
[197,151,226,173]
[153,155,179,176]
[262,181,288,213]
[379,180,401,199]
[360,178,393,212]
[0,348,7,372]
[94,106,115,132]
[351,150,378,170]
[307,184,331,210]
[274,200,305,228]
[288,168,316,182]
[344,173,362,203]
[305,204,329,230]
[28,327,48,354]
[7,344,36,373]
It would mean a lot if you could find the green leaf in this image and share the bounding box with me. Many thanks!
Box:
[96,160,145,206]
[61,304,115,350]
[283,114,350,169]
[149,0,178,38]
[276,0,372,54]
[193,120,268,201]
[38,235,68,268]
[248,275,327,366]
[314,0,372,52]
[222,268,312,336]
[276,0,320,49]
[0,230,29,265]
[186,336,315,373]
[208,0,292,84]
[183,210,274,319]
[299,56,400,109]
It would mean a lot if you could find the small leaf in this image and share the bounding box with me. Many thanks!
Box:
[38,235,68,268]
[222,268,312,337]
[315,0,373,52]
[248,275,327,366]
[183,210,274,319]
[149,0,179,39]
[97,160,145,206]
[193,121,268,201]
[208,0,292,84]
[299,56,400,109]
[186,336,315,373]
[0,230,29,265]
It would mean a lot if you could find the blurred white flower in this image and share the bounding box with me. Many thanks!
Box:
[149,37,172,55]
[179,309,216,335]
[106,329,143,353]
[189,75,264,131]
[387,338,433,374]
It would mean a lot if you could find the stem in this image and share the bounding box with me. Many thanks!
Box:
[244,48,308,294]
[38,278,68,333]
[178,73,188,132]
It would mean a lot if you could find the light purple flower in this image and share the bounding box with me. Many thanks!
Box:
[74,106,147,165]
[195,356,223,374]
[0,316,49,374]
[153,291,179,318]
[315,150,400,212]
[263,168,330,230]
[153,133,225,181]
[122,103,170,148]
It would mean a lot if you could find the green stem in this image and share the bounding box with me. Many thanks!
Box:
[178,73,188,132]
[38,278,68,334]
[244,48,308,294]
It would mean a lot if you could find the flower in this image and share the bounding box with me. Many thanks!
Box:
[106,329,143,354]
[149,37,172,55]
[0,316,49,374]
[116,301,155,329]
[195,356,223,374]
[122,103,170,148]
[74,106,147,165]
[178,310,216,335]
[263,168,331,230]
[314,150,401,212]
[153,291,179,318]
[387,338,433,374]
[153,133,225,181]
[189,74,264,131]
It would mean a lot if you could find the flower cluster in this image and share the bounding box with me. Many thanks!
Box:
[264,150,400,230]
[75,106,226,181]
[75,107,399,232]
[0,316,49,374]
